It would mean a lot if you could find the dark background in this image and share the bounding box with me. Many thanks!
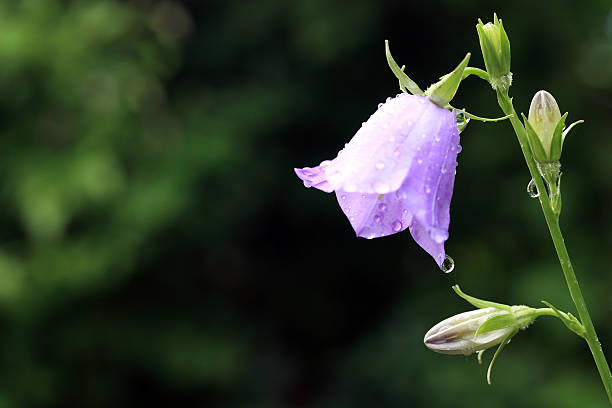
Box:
[0,0,610,406]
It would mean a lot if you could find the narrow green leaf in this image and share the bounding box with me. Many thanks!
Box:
[562,119,584,143]
[541,300,586,338]
[549,112,568,161]
[487,329,517,385]
[385,40,423,95]
[452,285,512,311]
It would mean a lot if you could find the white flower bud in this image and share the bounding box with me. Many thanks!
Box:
[424,307,515,355]
[528,90,562,158]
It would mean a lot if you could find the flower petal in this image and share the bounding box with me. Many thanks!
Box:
[294,161,334,193]
[399,106,460,245]
[336,177,449,266]
[335,189,413,239]
[324,94,442,194]
[408,219,446,266]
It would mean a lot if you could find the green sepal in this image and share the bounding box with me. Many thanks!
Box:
[541,300,586,338]
[522,113,549,163]
[562,119,584,143]
[452,285,512,312]
[549,112,568,161]
[474,313,516,337]
[487,329,518,385]
[425,53,471,107]
[385,40,424,95]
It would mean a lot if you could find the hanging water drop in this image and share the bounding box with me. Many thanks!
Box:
[392,220,403,232]
[527,178,539,198]
[441,255,454,274]
[453,109,470,133]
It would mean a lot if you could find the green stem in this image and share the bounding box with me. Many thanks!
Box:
[496,90,612,405]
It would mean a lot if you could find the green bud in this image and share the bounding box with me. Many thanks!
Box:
[424,306,533,356]
[476,13,512,91]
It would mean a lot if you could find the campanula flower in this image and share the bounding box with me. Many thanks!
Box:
[295,93,461,266]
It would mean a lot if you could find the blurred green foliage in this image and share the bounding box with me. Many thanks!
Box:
[0,0,610,407]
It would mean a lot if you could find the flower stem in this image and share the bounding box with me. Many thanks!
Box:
[496,90,612,405]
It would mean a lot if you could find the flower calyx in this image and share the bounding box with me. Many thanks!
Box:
[523,90,583,163]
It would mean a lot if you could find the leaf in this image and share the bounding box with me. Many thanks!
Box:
[487,329,517,385]
[385,40,423,95]
[452,285,512,311]
[549,112,568,161]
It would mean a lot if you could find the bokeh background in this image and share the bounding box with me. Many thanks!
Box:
[0,0,610,406]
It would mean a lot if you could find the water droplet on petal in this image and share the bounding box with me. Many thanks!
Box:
[375,162,385,170]
[392,220,403,232]
[341,195,346,200]
[386,97,392,102]
[360,227,377,239]
[388,135,396,142]
[441,255,455,274]
[527,178,539,198]
[378,103,384,108]
[417,159,423,165]
[424,185,431,194]
[349,216,355,222]
[373,214,382,223]
[378,203,387,212]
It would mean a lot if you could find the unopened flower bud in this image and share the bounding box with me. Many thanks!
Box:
[424,307,514,355]
[476,14,512,91]
[527,90,562,160]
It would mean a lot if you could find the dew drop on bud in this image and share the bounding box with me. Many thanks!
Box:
[441,255,455,274]
[527,178,539,198]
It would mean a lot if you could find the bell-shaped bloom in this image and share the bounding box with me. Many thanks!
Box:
[295,93,461,266]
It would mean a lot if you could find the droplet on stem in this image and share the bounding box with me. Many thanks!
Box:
[527,178,539,198]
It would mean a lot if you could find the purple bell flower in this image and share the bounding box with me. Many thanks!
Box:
[295,93,461,266]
